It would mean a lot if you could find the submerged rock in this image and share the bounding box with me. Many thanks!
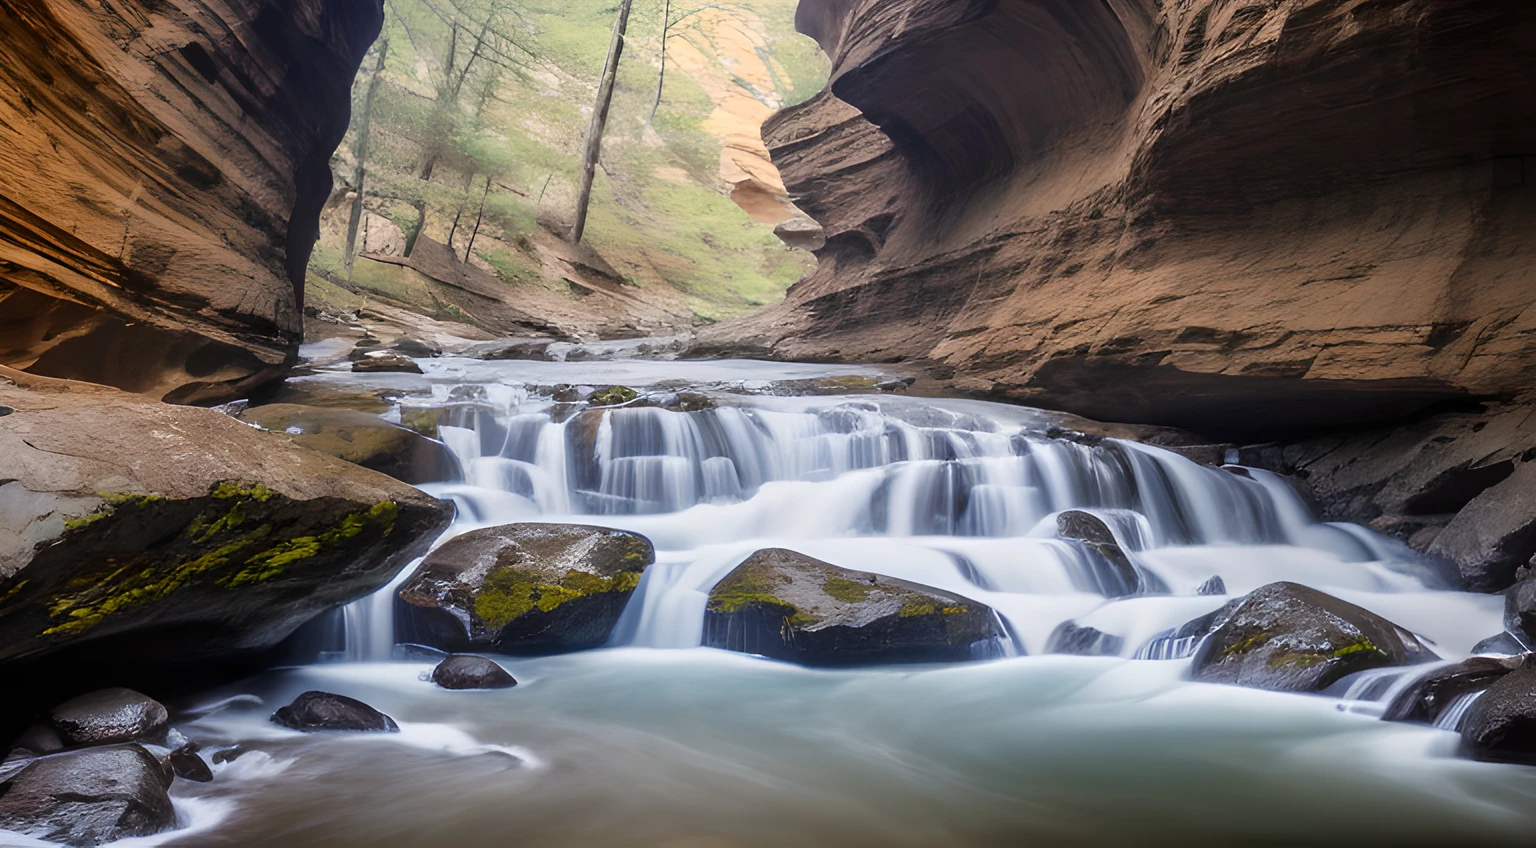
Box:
[272,691,399,733]
[0,368,454,667]
[702,548,1002,666]
[1461,667,1536,764]
[431,655,519,690]
[49,688,168,747]
[351,351,424,374]
[398,523,655,654]
[0,745,175,846]
[1045,623,1123,657]
[1383,656,1525,726]
[238,403,460,485]
[1191,582,1436,692]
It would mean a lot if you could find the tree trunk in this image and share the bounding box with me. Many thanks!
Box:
[570,0,635,244]
[465,175,493,263]
[405,200,427,257]
[344,40,389,282]
[650,0,671,124]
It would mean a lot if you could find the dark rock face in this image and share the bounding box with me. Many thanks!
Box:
[237,403,461,485]
[706,0,1536,446]
[1280,404,1536,591]
[272,691,399,733]
[0,368,454,667]
[1382,657,1525,727]
[0,744,175,846]
[0,0,385,403]
[431,655,519,690]
[1191,582,1436,692]
[49,688,168,747]
[398,524,654,654]
[10,723,63,756]
[702,548,1002,666]
[1461,668,1536,765]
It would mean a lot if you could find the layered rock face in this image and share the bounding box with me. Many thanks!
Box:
[723,0,1536,442]
[0,0,384,403]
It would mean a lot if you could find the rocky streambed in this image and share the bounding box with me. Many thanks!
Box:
[6,348,1536,846]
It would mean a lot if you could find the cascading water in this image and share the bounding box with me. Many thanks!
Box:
[153,357,1533,848]
[348,377,1491,665]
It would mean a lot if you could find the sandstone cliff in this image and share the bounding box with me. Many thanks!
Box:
[718,0,1536,443]
[0,0,383,403]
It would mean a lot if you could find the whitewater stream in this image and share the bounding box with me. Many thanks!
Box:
[60,354,1536,847]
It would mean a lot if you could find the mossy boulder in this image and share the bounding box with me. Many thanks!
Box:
[0,368,454,670]
[702,548,1002,666]
[1460,667,1536,764]
[398,523,655,654]
[237,403,460,485]
[1190,582,1436,692]
[588,386,639,407]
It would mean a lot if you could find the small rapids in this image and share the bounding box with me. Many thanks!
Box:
[48,355,1536,848]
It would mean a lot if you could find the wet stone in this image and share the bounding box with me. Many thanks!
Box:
[1045,622,1123,657]
[272,691,399,733]
[0,744,175,846]
[49,688,168,747]
[1461,667,1536,764]
[432,654,519,690]
[1191,582,1437,692]
[170,746,213,782]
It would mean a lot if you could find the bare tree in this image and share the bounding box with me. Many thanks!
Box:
[344,39,389,281]
[570,0,636,244]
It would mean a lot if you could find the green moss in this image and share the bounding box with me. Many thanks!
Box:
[0,580,29,609]
[471,563,641,631]
[589,386,639,406]
[222,500,398,588]
[899,602,936,618]
[64,493,165,532]
[1333,638,1382,659]
[43,498,401,636]
[212,482,274,502]
[822,577,872,604]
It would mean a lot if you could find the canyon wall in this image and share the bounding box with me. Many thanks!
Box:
[723,0,1536,443]
[0,0,383,403]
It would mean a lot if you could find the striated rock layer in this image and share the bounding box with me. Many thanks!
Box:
[715,0,1536,443]
[0,0,384,403]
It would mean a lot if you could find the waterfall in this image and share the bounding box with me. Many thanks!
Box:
[344,386,1484,660]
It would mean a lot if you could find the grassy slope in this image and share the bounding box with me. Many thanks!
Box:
[312,0,827,325]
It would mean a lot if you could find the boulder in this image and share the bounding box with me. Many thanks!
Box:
[0,368,454,667]
[1191,582,1436,692]
[1382,656,1525,726]
[9,724,63,757]
[1428,462,1536,591]
[1056,511,1144,597]
[49,688,168,747]
[237,404,460,485]
[1506,578,1536,644]
[169,746,213,782]
[1044,623,1122,657]
[352,351,424,374]
[398,524,654,654]
[1461,668,1536,765]
[467,340,553,361]
[271,691,399,733]
[1135,601,1240,660]
[702,548,1002,666]
[0,745,175,846]
[431,655,519,690]
[391,337,442,358]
